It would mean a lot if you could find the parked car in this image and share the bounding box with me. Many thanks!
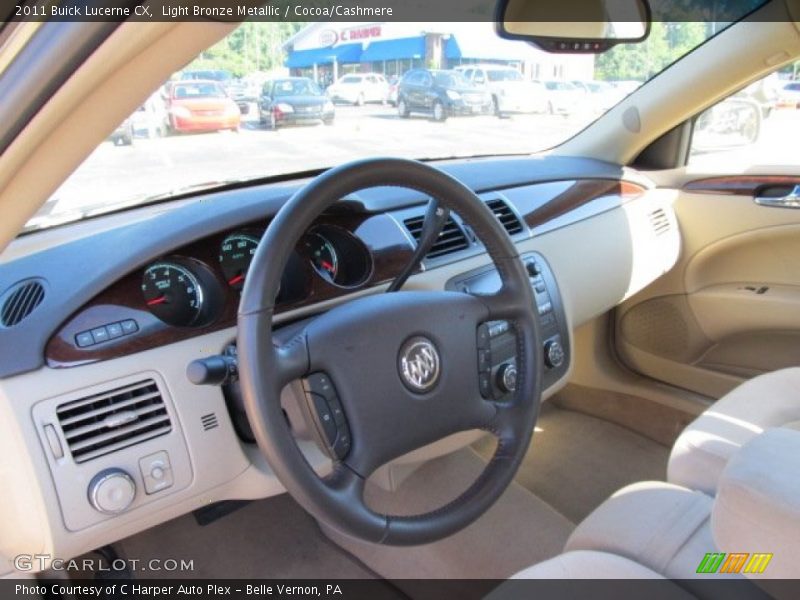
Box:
[166,80,241,133]
[108,117,134,146]
[455,64,547,114]
[385,75,400,106]
[573,80,621,113]
[226,79,259,115]
[258,77,335,129]
[180,69,234,85]
[131,93,168,138]
[397,69,492,121]
[327,73,389,106]
[693,97,762,151]
[775,81,800,109]
[541,80,585,115]
[736,72,780,118]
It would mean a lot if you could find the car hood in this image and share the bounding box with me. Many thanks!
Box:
[170,97,232,110]
[272,95,327,106]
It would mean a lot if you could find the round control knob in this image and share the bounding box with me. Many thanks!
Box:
[88,468,136,515]
[544,340,565,369]
[496,363,518,393]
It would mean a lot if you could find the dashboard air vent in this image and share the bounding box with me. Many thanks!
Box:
[56,379,171,463]
[1,280,45,327]
[403,215,470,259]
[649,208,671,236]
[485,198,524,235]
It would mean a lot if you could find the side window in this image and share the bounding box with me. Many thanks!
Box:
[463,69,474,80]
[474,69,486,84]
[689,70,795,170]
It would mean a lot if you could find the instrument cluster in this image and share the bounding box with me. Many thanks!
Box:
[140,224,373,328]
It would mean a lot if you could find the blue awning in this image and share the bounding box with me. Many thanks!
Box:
[285,43,363,68]
[360,36,426,62]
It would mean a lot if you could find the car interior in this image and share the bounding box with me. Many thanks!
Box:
[1,0,800,597]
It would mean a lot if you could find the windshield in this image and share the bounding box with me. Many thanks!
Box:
[487,70,523,82]
[273,79,322,97]
[25,21,728,233]
[433,71,470,88]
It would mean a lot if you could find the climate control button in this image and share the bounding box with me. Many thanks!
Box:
[88,468,136,514]
[544,340,565,369]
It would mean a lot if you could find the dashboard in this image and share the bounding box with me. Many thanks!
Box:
[0,155,682,571]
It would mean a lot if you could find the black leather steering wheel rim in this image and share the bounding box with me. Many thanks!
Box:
[238,158,542,545]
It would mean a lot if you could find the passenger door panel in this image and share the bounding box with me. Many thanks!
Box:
[616,171,800,398]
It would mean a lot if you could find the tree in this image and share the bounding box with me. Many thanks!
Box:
[595,22,709,82]
[185,22,307,77]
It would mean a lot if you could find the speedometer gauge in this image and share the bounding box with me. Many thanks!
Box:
[305,232,339,283]
[141,262,204,327]
[219,233,260,291]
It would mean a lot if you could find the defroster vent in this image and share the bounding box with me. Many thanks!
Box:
[649,208,671,236]
[1,280,45,327]
[56,379,171,463]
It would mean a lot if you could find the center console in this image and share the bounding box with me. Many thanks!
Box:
[446,252,570,398]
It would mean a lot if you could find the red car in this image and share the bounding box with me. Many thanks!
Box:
[166,80,240,133]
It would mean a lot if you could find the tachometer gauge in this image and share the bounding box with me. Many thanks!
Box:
[141,262,204,327]
[305,232,339,283]
[219,233,260,291]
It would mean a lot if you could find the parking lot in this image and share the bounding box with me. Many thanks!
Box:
[50,104,596,215]
[48,103,800,219]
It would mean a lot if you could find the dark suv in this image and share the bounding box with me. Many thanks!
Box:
[397,69,492,121]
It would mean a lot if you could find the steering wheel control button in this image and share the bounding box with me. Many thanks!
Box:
[545,338,566,369]
[139,451,174,495]
[88,468,136,514]
[303,373,352,460]
[478,348,492,371]
[311,393,338,443]
[497,363,518,394]
[525,260,541,278]
[398,336,441,393]
[479,372,492,398]
[476,324,491,350]
[106,322,123,339]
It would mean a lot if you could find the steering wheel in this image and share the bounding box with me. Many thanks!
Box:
[238,158,542,545]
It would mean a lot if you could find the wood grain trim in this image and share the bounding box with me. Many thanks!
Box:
[522,179,646,229]
[45,213,413,368]
[684,176,800,196]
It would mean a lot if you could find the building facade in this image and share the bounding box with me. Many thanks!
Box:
[284,22,594,86]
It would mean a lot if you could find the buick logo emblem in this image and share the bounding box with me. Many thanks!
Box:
[398,336,441,392]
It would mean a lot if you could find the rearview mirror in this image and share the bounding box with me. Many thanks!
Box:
[496,0,650,53]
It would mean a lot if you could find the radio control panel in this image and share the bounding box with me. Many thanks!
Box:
[447,252,570,399]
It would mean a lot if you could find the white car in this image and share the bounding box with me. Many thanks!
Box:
[776,81,800,109]
[326,73,389,106]
[455,64,547,114]
[541,80,585,115]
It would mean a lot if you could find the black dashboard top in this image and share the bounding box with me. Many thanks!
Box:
[0,155,633,378]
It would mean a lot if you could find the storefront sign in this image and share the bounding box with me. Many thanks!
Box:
[318,29,339,47]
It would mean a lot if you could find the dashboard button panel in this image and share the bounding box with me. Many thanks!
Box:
[75,320,139,348]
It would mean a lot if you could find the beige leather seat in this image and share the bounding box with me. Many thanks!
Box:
[508,429,800,586]
[668,367,800,495]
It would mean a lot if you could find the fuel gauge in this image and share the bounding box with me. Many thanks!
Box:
[305,232,339,284]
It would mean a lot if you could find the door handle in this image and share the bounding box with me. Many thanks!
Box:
[755,185,800,208]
